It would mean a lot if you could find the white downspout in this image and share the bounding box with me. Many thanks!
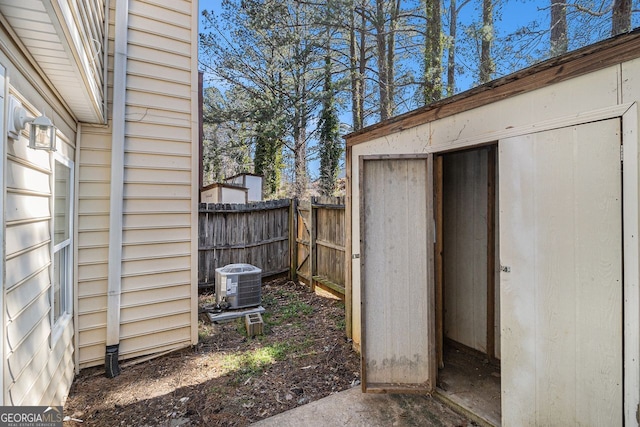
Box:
[106,0,128,378]
[73,124,82,375]
[0,65,6,405]
[102,0,110,125]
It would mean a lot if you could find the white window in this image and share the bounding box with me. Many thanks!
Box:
[52,156,73,326]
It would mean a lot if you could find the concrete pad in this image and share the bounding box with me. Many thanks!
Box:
[251,386,472,427]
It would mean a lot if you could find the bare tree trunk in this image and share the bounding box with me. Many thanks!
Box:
[446,0,470,97]
[386,0,400,118]
[479,0,494,84]
[358,0,366,128]
[446,0,457,96]
[424,0,442,104]
[376,0,390,121]
[350,0,366,131]
[349,1,362,131]
[293,77,308,197]
[550,0,567,56]
[612,0,631,35]
[292,1,308,198]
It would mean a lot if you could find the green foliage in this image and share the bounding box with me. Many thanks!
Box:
[317,57,344,196]
[253,103,286,197]
[222,342,290,381]
[201,87,253,184]
[200,0,328,197]
[281,300,314,321]
[200,0,638,183]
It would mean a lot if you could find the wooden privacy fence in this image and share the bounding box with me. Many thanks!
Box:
[198,199,292,287]
[198,197,346,298]
[295,197,346,298]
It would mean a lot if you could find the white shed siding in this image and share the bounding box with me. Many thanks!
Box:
[76,0,197,368]
[349,64,622,349]
[346,33,640,424]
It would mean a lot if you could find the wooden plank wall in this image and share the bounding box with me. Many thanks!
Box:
[295,200,312,284]
[198,200,291,286]
[294,197,346,297]
[311,197,346,297]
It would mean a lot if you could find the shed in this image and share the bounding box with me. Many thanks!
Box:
[201,182,249,204]
[344,29,640,426]
[0,0,199,406]
[224,173,263,201]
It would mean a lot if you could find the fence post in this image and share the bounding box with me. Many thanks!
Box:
[289,198,298,281]
[310,197,317,292]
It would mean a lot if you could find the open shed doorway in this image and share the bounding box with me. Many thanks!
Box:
[436,145,501,426]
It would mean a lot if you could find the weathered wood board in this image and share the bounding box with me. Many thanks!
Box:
[360,156,435,391]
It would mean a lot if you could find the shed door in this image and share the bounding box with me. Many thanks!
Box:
[360,156,435,392]
[499,119,622,425]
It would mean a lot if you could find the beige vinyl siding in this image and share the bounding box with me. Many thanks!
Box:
[76,0,197,368]
[4,92,75,405]
[76,123,111,367]
[119,0,195,359]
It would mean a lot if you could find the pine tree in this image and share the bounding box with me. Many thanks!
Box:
[318,56,344,196]
[424,0,443,104]
[550,0,568,56]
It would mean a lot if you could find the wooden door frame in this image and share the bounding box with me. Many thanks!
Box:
[434,145,498,369]
[622,104,639,424]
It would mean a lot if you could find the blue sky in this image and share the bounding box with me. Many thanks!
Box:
[197,0,556,95]
[196,0,547,179]
[197,0,638,179]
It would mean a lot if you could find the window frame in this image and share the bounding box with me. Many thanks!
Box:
[51,152,74,342]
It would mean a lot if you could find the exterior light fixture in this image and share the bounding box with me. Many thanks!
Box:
[28,114,56,151]
[7,97,57,151]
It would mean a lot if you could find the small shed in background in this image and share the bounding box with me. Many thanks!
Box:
[224,173,263,201]
[201,182,249,204]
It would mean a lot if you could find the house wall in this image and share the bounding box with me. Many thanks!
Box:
[76,0,198,368]
[1,26,78,405]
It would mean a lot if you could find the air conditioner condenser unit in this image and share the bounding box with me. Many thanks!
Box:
[215,263,262,309]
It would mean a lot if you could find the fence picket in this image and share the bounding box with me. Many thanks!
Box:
[198,198,345,299]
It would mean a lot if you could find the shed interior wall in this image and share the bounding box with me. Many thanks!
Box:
[443,148,489,354]
[438,147,501,425]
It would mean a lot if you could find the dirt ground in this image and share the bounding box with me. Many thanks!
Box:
[63,278,361,426]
